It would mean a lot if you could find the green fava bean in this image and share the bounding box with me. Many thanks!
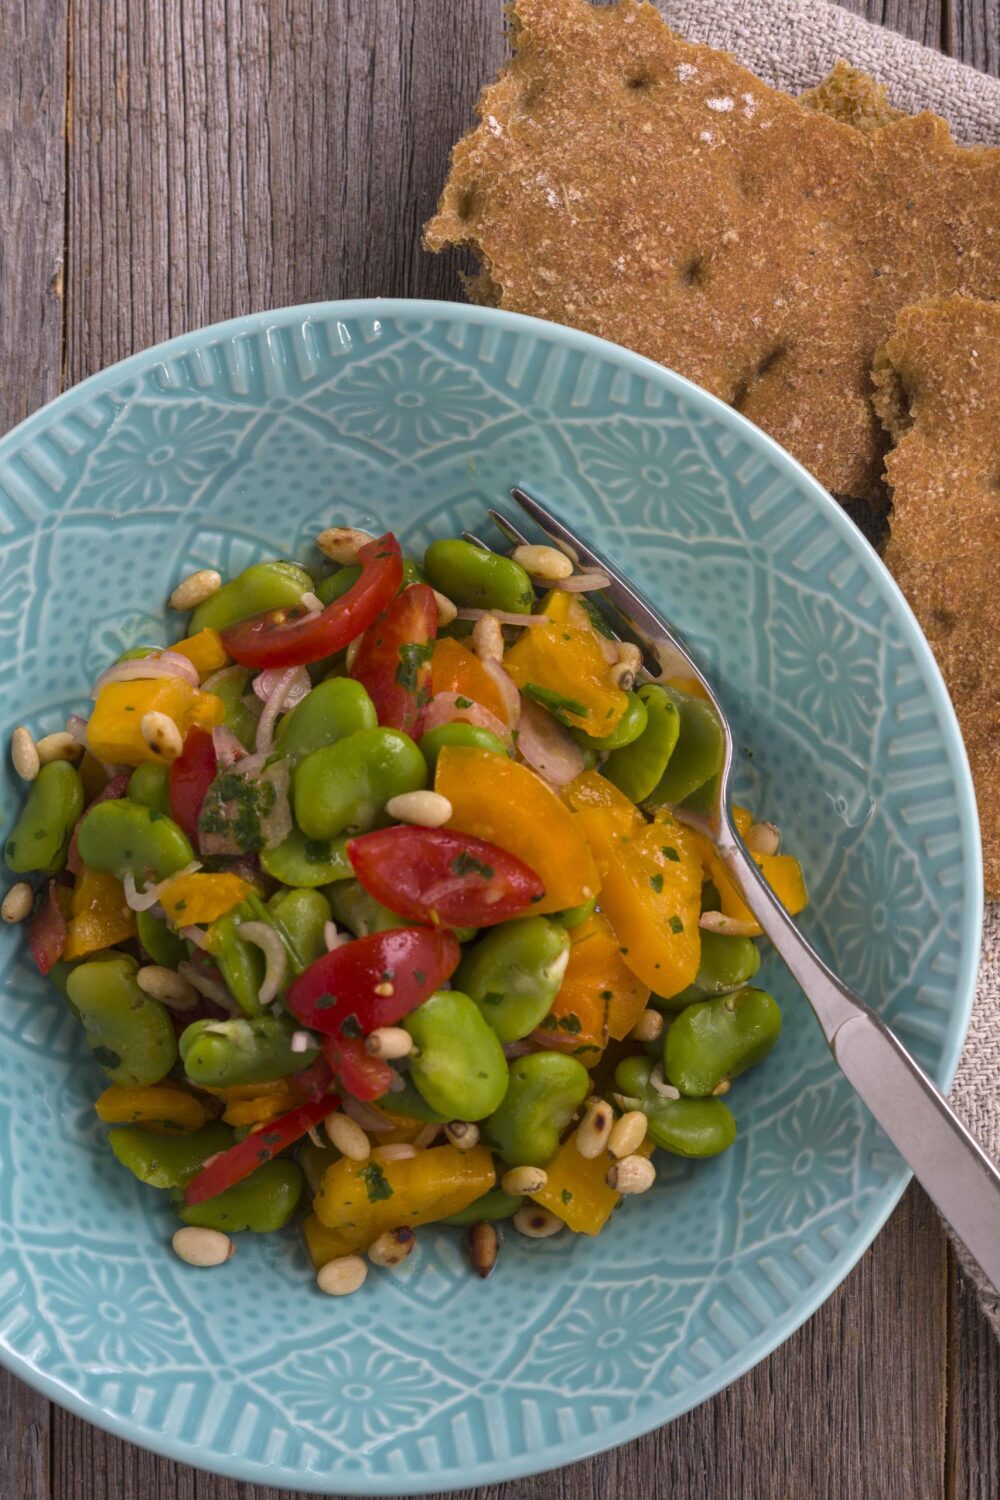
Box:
[663,987,782,1098]
[572,691,648,753]
[109,1123,233,1189]
[136,910,187,968]
[456,917,570,1043]
[647,687,725,810]
[4,761,84,874]
[260,826,352,887]
[381,1078,449,1123]
[274,677,377,759]
[127,762,172,816]
[267,887,331,971]
[485,1051,589,1167]
[180,1014,319,1087]
[179,1159,304,1232]
[76,799,194,882]
[326,878,414,937]
[604,685,680,803]
[552,894,597,930]
[439,1187,525,1226]
[298,1136,340,1196]
[190,560,313,632]
[663,930,762,1008]
[66,953,177,1085]
[424,538,534,614]
[614,1055,736,1157]
[419,723,509,776]
[316,564,362,606]
[203,666,259,750]
[405,990,509,1120]
[294,727,426,840]
[204,904,264,1016]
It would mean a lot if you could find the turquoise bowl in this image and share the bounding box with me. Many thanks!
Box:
[0,301,980,1492]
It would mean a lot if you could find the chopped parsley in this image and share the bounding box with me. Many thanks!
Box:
[599,989,613,1001]
[413,968,427,985]
[91,1045,122,1070]
[339,1013,363,1038]
[668,915,684,934]
[649,874,664,894]
[359,1163,394,1202]
[558,1013,582,1035]
[455,696,473,709]
[521,683,587,725]
[396,641,434,694]
[561,1188,573,1205]
[451,850,495,880]
[661,845,680,862]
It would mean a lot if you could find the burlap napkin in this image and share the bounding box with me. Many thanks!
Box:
[661,0,1000,1333]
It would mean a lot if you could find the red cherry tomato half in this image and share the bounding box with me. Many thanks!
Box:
[284,926,460,1036]
[350,583,437,737]
[347,827,545,928]
[183,1094,337,1206]
[321,1035,394,1102]
[169,725,217,843]
[28,880,69,976]
[220,533,403,668]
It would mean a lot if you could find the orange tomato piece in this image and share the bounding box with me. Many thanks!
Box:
[314,1144,495,1248]
[503,590,628,736]
[62,868,136,960]
[222,1086,300,1126]
[171,628,230,680]
[529,1129,654,1235]
[531,911,650,1060]
[695,804,808,937]
[95,1083,215,1134]
[430,637,510,723]
[435,746,601,915]
[157,871,252,926]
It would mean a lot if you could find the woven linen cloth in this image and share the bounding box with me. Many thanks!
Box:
[661,0,1000,1332]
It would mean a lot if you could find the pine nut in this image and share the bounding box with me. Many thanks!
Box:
[136,965,200,1011]
[467,1220,499,1278]
[171,1227,234,1267]
[140,711,183,761]
[746,820,781,856]
[169,568,222,611]
[444,1120,480,1151]
[345,635,363,672]
[615,641,643,674]
[367,1227,416,1268]
[609,660,636,691]
[471,613,503,662]
[364,1026,413,1059]
[371,1142,417,1162]
[511,543,573,581]
[608,1110,648,1159]
[513,1205,563,1239]
[315,526,374,564]
[11,726,39,782]
[630,1008,664,1043]
[325,1111,371,1160]
[575,1098,614,1159]
[36,731,83,765]
[386,789,453,828]
[1,882,33,924]
[606,1155,656,1194]
[712,1078,732,1096]
[432,589,458,626]
[317,1254,368,1295]
[699,911,759,937]
[501,1165,548,1195]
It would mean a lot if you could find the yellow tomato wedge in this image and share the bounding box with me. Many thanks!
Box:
[529,1129,654,1235]
[95,1083,215,1134]
[503,590,628,736]
[62,868,136,960]
[695,804,808,936]
[157,871,252,926]
[313,1144,496,1249]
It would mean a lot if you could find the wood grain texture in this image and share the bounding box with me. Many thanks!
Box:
[0,0,996,1496]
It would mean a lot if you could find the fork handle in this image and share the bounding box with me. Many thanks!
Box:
[716,832,1000,1294]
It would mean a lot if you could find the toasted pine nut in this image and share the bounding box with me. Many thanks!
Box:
[367,1226,416,1268]
[136,965,200,1011]
[445,1120,480,1151]
[317,1254,368,1295]
[501,1165,548,1195]
[11,726,39,782]
[511,543,573,581]
[345,635,364,672]
[609,660,636,691]
[325,1111,371,1160]
[630,1008,664,1043]
[699,911,759,937]
[169,568,222,611]
[468,1220,499,1278]
[140,711,183,761]
[432,589,458,626]
[386,789,453,828]
[315,526,374,564]
[606,1155,656,1195]
[371,1143,417,1162]
[171,1227,234,1267]
[615,641,643,674]
[746,820,781,856]
[712,1078,732,1097]
[36,731,83,765]
[608,1110,648,1160]
[575,1098,614,1159]
[365,1026,413,1059]
[513,1205,563,1239]
[1,882,33,924]
[471,613,503,662]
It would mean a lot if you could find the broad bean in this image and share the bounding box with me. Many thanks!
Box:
[136,909,187,968]
[603,685,680,803]
[326,878,414,937]
[204,902,264,1015]
[180,1014,319,1087]
[572,691,648,752]
[614,1056,735,1156]
[663,930,761,1008]
[663,987,781,1097]
[274,677,377,759]
[127,761,172,816]
[109,1123,233,1189]
[646,687,724,810]
[456,917,570,1043]
[190,560,313,632]
[179,1159,304,1231]
[293,727,426,840]
[405,990,509,1120]
[439,1186,525,1225]
[76,799,194,882]
[316,564,361,606]
[4,761,84,874]
[267,886,331,972]
[298,1136,340,1196]
[202,666,259,750]
[552,894,597,930]
[259,826,352,887]
[423,538,534,614]
[485,1051,589,1167]
[381,1077,449,1123]
[66,953,178,1085]
[419,722,509,776]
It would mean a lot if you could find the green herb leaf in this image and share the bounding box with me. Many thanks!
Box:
[661,846,680,862]
[649,873,664,894]
[450,850,495,880]
[668,915,684,934]
[395,641,434,694]
[359,1163,394,1203]
[521,683,588,724]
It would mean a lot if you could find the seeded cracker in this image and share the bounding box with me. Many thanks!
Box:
[424,0,1000,500]
[872,294,1000,898]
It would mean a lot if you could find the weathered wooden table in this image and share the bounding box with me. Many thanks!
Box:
[1,2,998,1496]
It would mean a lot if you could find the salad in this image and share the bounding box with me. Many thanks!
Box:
[2,525,807,1293]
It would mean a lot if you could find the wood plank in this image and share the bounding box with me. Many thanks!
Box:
[947,0,1000,71]
[948,1267,1000,1500]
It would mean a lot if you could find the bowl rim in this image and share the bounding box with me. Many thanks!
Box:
[0,296,983,1492]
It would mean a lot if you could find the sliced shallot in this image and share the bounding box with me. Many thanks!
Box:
[255,668,301,755]
[553,571,611,593]
[90,650,199,699]
[480,657,521,727]
[421,692,514,752]
[236,920,288,1004]
[252,665,311,710]
[454,608,550,627]
[515,696,586,787]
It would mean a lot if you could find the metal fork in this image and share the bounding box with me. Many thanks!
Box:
[491,485,1000,1292]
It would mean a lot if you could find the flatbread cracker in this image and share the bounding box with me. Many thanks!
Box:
[425,0,1000,500]
[798,59,905,135]
[873,294,1000,896]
